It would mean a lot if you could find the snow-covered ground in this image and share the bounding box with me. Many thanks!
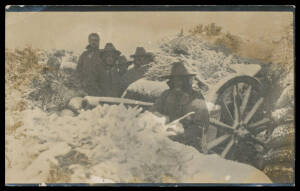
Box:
[5,104,271,183]
[5,27,294,183]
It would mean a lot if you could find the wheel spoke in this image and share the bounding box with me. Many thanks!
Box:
[210,118,235,132]
[240,86,252,116]
[244,97,264,124]
[251,125,270,135]
[207,134,231,150]
[237,83,244,104]
[221,137,235,158]
[221,98,234,124]
[248,134,267,149]
[233,85,240,125]
[248,118,271,128]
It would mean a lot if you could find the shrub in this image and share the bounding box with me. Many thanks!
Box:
[146,35,236,86]
[189,24,204,35]
[27,66,85,112]
[5,46,42,90]
[204,23,222,36]
[189,23,222,36]
[214,32,242,53]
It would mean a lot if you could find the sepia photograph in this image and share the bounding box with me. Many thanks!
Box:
[5,5,295,185]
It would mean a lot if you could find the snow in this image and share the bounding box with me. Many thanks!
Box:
[7,33,290,184]
[145,35,240,85]
[6,104,271,183]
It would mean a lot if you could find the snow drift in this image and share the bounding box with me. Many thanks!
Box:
[6,104,271,184]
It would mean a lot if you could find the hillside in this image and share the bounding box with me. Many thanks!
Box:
[5,22,294,184]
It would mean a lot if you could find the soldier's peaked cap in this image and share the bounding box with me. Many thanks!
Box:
[161,62,196,79]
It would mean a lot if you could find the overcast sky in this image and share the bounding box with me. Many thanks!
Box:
[6,11,293,58]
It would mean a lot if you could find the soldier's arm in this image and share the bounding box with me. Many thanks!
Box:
[150,91,170,121]
[150,96,163,114]
[76,53,85,80]
[188,98,210,153]
[96,59,105,90]
[117,57,129,76]
[76,53,83,70]
[189,98,210,129]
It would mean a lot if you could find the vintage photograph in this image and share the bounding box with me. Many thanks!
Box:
[5,6,295,185]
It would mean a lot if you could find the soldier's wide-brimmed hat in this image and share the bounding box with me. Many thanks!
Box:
[101,43,121,56]
[161,62,196,79]
[130,47,153,58]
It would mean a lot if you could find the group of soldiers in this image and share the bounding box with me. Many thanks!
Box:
[76,33,154,97]
[76,33,210,153]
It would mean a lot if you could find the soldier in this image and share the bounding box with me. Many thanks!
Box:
[76,33,103,96]
[120,47,154,93]
[117,55,130,76]
[151,62,210,153]
[130,47,154,68]
[99,43,123,97]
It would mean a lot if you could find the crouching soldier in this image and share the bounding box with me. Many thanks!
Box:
[151,62,210,153]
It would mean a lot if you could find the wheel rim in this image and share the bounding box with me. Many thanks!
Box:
[208,78,272,160]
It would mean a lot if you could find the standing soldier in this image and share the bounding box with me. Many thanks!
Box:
[76,33,103,96]
[99,43,123,97]
[117,55,130,76]
[151,62,210,153]
[120,47,154,93]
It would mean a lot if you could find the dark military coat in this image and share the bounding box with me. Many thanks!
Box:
[99,64,122,97]
[152,88,210,151]
[120,64,150,93]
[76,47,104,96]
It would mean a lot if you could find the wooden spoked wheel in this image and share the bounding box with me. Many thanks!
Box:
[207,76,273,162]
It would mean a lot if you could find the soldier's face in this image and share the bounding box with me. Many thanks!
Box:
[89,36,99,49]
[105,55,115,65]
[173,77,184,91]
[134,56,144,67]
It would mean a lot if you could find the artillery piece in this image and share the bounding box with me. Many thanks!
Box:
[75,63,292,167]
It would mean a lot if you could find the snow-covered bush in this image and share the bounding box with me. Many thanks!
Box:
[26,50,85,112]
[5,104,271,183]
[145,35,238,86]
[214,32,242,53]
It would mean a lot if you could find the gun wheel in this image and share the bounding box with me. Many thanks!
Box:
[207,76,273,163]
